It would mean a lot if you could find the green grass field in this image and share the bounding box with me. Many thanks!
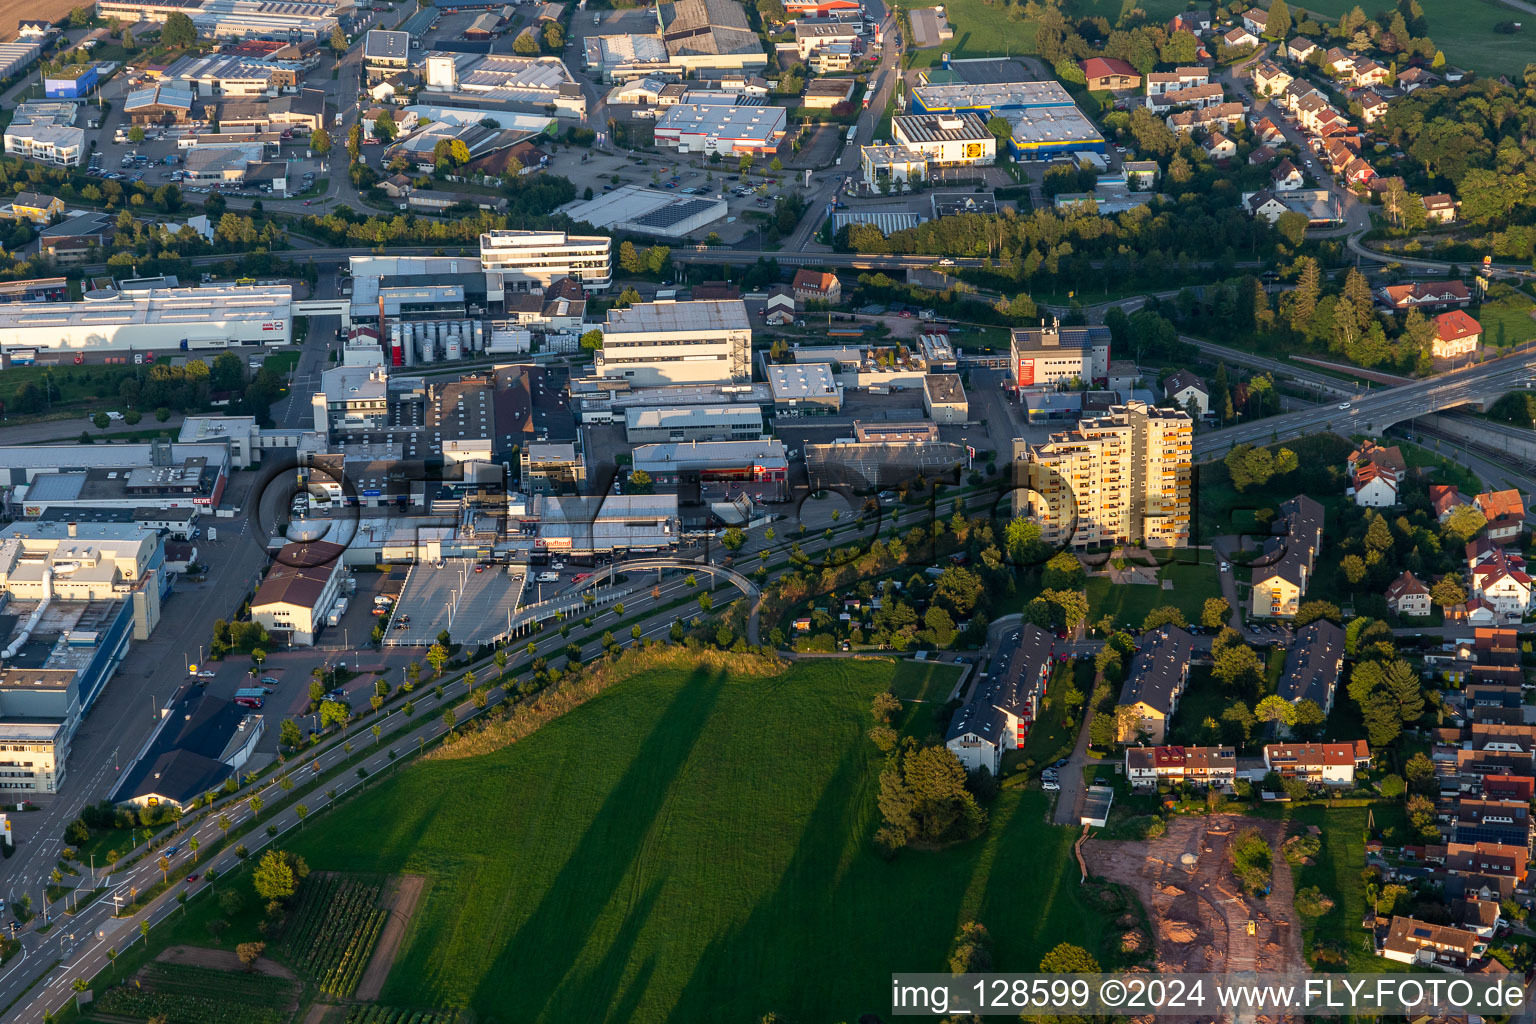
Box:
[1478,289,1536,350]
[286,657,1108,1023]
[1291,0,1530,75]
[892,0,1188,66]
[1252,803,1408,969]
[1086,559,1223,630]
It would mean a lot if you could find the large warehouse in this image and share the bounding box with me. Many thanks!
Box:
[559,185,727,239]
[0,284,292,357]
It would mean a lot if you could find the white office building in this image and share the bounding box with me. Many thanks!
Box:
[596,299,752,386]
[3,124,84,166]
[480,229,612,297]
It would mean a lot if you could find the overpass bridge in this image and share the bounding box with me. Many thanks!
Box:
[581,558,763,645]
[1192,348,1536,461]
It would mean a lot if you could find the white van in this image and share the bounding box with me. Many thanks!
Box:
[536,572,559,583]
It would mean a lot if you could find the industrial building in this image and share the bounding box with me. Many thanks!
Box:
[657,0,767,72]
[97,0,340,41]
[0,284,292,358]
[423,52,586,118]
[596,299,753,386]
[805,439,966,491]
[0,522,171,792]
[625,404,764,443]
[859,144,928,189]
[163,53,305,96]
[43,64,98,99]
[110,686,264,810]
[535,494,680,557]
[558,185,728,239]
[633,439,790,502]
[364,29,411,70]
[653,102,786,156]
[1,441,232,517]
[923,373,968,423]
[480,229,612,297]
[908,79,1104,160]
[1014,400,1192,550]
[767,362,842,416]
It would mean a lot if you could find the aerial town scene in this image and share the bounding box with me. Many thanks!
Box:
[0,0,1528,1018]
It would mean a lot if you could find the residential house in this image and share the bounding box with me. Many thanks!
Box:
[1474,489,1526,545]
[1445,841,1529,889]
[945,624,1054,774]
[1433,310,1482,361]
[1358,89,1389,123]
[1452,898,1502,940]
[1381,916,1487,970]
[1249,144,1278,165]
[1342,156,1378,187]
[1323,47,1357,73]
[1351,461,1401,507]
[379,173,413,199]
[1081,56,1141,91]
[1286,37,1318,62]
[1168,11,1210,33]
[1253,116,1284,144]
[1167,101,1247,134]
[1276,619,1346,714]
[1125,745,1237,790]
[1122,160,1158,187]
[1350,58,1388,87]
[1271,158,1304,190]
[1431,484,1467,522]
[1453,797,1531,847]
[1145,66,1210,95]
[1386,570,1432,618]
[1115,625,1195,744]
[1221,25,1260,49]
[1262,740,1372,785]
[1250,494,1324,618]
[1251,60,1293,96]
[758,288,799,331]
[1240,7,1268,35]
[1467,546,1532,620]
[1381,280,1472,310]
[1204,131,1237,160]
[4,191,63,224]
[1243,189,1289,223]
[1163,369,1209,416]
[791,268,841,304]
[1396,66,1437,90]
[1423,193,1459,224]
[1145,82,1225,113]
[249,540,346,646]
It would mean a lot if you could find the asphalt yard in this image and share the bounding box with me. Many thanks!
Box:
[387,560,526,647]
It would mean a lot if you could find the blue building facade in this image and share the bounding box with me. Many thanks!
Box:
[44,65,98,98]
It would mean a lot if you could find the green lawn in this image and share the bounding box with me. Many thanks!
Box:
[1393,439,1482,495]
[892,0,1187,66]
[283,657,1112,1022]
[1251,802,1409,970]
[889,658,963,701]
[1013,662,1085,773]
[1166,667,1251,750]
[263,351,302,376]
[1478,288,1536,350]
[1195,435,1354,543]
[1285,0,1531,75]
[1086,560,1223,630]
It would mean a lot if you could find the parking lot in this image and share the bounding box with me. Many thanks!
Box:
[387,560,526,647]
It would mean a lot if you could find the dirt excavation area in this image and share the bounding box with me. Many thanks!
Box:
[1084,815,1305,974]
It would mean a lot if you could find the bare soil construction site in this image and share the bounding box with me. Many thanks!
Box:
[1084,815,1305,975]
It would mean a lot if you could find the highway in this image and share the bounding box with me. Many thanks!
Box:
[1193,350,1536,460]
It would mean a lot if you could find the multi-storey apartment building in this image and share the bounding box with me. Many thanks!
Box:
[1014,400,1191,549]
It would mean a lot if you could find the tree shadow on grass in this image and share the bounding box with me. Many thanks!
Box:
[467,666,723,1019]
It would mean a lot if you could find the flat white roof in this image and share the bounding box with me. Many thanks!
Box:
[626,405,762,428]
[604,298,750,334]
[767,362,839,399]
[654,102,785,144]
[0,285,290,330]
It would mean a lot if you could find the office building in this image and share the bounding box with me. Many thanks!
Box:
[1010,322,1109,388]
[480,229,611,296]
[596,299,752,386]
[365,29,411,70]
[521,441,587,494]
[922,373,967,424]
[249,541,346,647]
[3,123,83,166]
[1015,400,1192,550]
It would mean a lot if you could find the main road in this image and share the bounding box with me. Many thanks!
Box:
[1193,349,1536,460]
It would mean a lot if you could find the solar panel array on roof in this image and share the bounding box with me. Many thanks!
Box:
[630,198,717,229]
